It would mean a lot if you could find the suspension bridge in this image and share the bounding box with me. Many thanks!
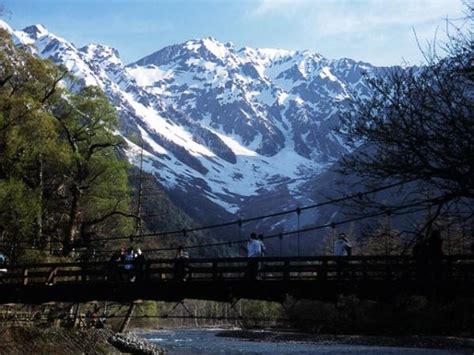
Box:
[1,181,472,308]
[0,255,473,305]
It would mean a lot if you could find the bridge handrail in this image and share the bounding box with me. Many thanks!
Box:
[3,254,473,270]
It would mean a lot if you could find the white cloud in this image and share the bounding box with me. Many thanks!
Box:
[247,0,466,65]
[251,0,464,33]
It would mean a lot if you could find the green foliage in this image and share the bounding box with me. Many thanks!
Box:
[239,300,283,328]
[0,30,134,260]
[0,179,38,239]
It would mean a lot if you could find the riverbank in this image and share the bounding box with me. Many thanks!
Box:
[216,330,474,352]
[0,326,165,354]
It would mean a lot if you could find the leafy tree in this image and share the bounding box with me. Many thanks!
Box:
[52,86,135,253]
[0,29,68,257]
[0,30,135,257]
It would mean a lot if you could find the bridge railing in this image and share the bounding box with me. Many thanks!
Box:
[0,255,473,286]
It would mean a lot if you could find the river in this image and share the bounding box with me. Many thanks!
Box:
[138,329,470,354]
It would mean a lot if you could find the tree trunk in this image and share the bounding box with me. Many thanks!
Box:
[36,158,44,250]
[64,185,81,255]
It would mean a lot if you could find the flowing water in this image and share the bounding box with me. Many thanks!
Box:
[138,329,469,354]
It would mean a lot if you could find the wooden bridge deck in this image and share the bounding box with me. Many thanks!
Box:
[0,255,473,304]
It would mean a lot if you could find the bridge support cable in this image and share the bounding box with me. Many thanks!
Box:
[5,179,426,255]
[90,179,414,244]
[94,204,420,256]
[22,200,434,257]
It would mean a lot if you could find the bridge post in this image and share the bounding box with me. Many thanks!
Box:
[212,261,218,281]
[384,262,393,280]
[445,257,452,280]
[144,262,150,281]
[22,268,28,286]
[119,302,136,333]
[283,260,290,281]
[318,260,327,281]
[46,267,58,286]
[73,303,81,328]
[364,259,370,280]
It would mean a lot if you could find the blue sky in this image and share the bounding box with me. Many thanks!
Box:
[2,0,466,66]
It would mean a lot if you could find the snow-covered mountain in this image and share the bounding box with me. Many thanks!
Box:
[1,21,383,230]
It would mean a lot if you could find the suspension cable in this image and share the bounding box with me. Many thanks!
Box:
[94,179,413,243]
[1,180,418,252]
[94,203,424,254]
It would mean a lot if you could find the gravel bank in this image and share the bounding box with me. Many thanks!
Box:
[109,331,165,354]
[216,330,474,352]
[0,326,165,354]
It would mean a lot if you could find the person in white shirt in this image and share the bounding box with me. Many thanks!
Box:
[334,233,352,256]
[247,233,262,257]
[246,233,261,279]
[334,233,352,277]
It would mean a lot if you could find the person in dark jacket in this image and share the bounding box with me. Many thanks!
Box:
[174,246,189,281]
[0,252,7,283]
[427,229,443,279]
[107,247,125,281]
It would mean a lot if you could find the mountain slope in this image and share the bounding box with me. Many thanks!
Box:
[1,21,385,233]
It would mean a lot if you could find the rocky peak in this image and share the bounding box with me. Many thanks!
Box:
[80,43,122,65]
[22,24,48,39]
[130,37,237,68]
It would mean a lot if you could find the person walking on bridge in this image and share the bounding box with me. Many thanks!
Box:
[334,233,352,256]
[174,246,189,281]
[334,233,352,278]
[124,247,136,281]
[247,233,262,257]
[0,252,7,283]
[134,248,146,281]
[107,247,125,281]
[246,233,262,279]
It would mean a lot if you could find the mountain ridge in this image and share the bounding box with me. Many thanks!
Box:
[0,20,384,233]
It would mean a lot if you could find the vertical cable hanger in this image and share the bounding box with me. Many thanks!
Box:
[237,219,242,257]
[279,232,283,257]
[135,137,145,237]
[331,222,336,256]
[384,208,392,256]
[296,207,301,257]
